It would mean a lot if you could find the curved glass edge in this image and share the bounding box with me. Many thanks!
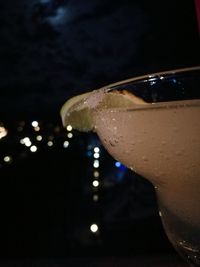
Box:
[101,66,200,90]
[124,99,200,112]
[93,65,200,104]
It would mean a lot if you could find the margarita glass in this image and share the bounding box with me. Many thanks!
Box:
[61,66,200,266]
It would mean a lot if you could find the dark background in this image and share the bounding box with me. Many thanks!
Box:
[0,0,199,262]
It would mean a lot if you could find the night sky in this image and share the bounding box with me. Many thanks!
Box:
[0,0,199,261]
[0,0,199,120]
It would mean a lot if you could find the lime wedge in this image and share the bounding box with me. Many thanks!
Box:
[60,92,92,132]
[60,89,146,132]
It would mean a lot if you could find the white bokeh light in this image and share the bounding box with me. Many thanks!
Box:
[30,145,37,152]
[93,171,99,178]
[4,156,11,162]
[94,147,100,153]
[31,121,38,127]
[63,141,69,148]
[47,141,53,147]
[66,125,73,131]
[23,137,32,147]
[36,135,42,141]
[34,126,40,131]
[93,152,100,159]
[93,160,99,168]
[67,132,73,138]
[92,180,99,187]
[90,224,98,233]
[93,194,99,201]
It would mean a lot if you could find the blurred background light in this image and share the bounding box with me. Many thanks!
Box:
[66,125,73,131]
[93,171,99,178]
[36,135,42,141]
[0,126,8,139]
[90,223,98,233]
[30,145,37,152]
[92,180,99,187]
[93,160,99,168]
[67,133,73,138]
[47,141,53,147]
[31,121,39,127]
[63,140,69,148]
[3,155,12,163]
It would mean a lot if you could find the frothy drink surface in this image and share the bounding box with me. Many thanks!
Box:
[95,99,200,227]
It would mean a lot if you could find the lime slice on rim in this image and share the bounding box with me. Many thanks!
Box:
[60,89,147,132]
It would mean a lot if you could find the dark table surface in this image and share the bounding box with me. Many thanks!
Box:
[0,254,188,267]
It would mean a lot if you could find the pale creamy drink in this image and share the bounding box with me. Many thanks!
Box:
[94,99,200,265]
[60,66,200,266]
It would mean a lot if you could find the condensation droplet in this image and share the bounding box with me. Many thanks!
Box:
[159,171,165,177]
[109,140,115,147]
[142,156,148,162]
[175,151,182,156]
[181,148,185,153]
[173,127,179,133]
[191,137,197,143]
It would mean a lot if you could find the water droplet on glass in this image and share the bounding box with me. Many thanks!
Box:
[175,151,182,156]
[109,140,115,147]
[173,127,179,133]
[142,156,148,162]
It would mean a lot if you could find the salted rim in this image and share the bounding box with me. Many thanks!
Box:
[60,66,200,129]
